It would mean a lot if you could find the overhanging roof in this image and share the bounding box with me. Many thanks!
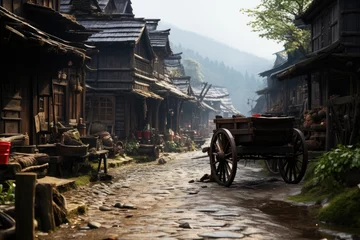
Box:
[277,42,344,80]
[0,6,88,62]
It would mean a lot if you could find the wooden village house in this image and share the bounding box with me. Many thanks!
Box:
[275,0,360,150]
[257,50,308,119]
[60,0,168,139]
[0,0,93,145]
[145,19,194,136]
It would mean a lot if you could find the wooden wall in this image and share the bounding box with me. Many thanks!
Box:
[135,33,152,61]
[86,45,134,89]
[341,0,360,52]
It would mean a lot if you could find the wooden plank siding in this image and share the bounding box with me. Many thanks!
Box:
[115,95,126,138]
[341,0,360,52]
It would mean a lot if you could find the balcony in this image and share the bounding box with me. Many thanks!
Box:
[134,55,153,79]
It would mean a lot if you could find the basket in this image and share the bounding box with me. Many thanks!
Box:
[56,143,89,157]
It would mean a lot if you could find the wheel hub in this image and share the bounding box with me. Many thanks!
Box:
[216,152,225,162]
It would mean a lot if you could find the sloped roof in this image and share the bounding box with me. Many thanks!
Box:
[60,0,102,14]
[0,6,88,62]
[78,18,145,43]
[148,29,170,48]
[60,0,133,15]
[173,77,192,95]
[192,84,241,115]
[154,80,192,99]
[145,19,160,31]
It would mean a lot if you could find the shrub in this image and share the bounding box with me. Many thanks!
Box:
[315,145,360,186]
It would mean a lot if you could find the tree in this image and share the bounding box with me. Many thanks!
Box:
[182,58,204,87]
[240,0,312,54]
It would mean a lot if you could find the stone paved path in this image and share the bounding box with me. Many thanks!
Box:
[37,149,334,240]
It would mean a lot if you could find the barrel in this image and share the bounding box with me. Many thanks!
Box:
[0,141,11,164]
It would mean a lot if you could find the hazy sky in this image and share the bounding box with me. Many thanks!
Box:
[132,0,283,60]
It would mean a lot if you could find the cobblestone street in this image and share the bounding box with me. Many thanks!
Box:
[37,148,334,240]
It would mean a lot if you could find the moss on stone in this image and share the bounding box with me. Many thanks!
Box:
[318,187,360,228]
[72,175,91,187]
[287,162,342,203]
[77,205,88,215]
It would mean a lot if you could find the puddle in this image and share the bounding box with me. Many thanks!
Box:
[246,199,360,239]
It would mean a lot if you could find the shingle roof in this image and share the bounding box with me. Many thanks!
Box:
[148,29,170,48]
[172,77,192,95]
[145,19,160,31]
[77,18,145,43]
[193,84,241,115]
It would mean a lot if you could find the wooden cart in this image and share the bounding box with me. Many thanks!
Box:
[209,116,308,187]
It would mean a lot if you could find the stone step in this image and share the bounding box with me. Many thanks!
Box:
[37,176,76,192]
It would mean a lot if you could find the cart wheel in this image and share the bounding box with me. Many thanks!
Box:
[209,128,237,187]
[264,159,279,174]
[279,128,308,184]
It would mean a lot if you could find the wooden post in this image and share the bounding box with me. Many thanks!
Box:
[307,73,312,110]
[36,184,56,232]
[16,173,36,240]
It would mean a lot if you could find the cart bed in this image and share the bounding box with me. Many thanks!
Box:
[214,116,294,146]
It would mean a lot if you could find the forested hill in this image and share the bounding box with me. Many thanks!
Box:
[160,22,272,75]
[171,44,265,115]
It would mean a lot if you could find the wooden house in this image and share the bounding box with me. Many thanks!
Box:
[145,20,194,135]
[0,0,93,145]
[60,0,166,139]
[277,0,360,149]
[258,50,308,118]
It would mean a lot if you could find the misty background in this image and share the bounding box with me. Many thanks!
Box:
[132,0,283,115]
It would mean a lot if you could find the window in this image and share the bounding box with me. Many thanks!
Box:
[329,4,339,43]
[53,84,65,122]
[91,97,114,122]
[312,3,339,52]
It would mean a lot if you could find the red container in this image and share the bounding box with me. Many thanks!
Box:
[0,141,11,164]
[136,130,142,139]
[143,130,151,139]
[252,113,261,118]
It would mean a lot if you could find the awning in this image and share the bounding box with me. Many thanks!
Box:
[200,101,217,112]
[132,89,163,100]
[277,42,344,80]
[154,80,193,99]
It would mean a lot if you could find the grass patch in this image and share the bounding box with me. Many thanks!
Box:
[133,155,155,163]
[72,175,91,187]
[287,155,360,229]
[318,187,360,228]
[288,161,343,203]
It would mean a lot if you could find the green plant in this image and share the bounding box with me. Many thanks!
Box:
[165,141,178,152]
[125,140,139,155]
[0,181,15,204]
[315,145,360,185]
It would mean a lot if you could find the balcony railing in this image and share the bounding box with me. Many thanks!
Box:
[134,55,153,79]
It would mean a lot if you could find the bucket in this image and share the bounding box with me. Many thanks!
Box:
[136,131,142,139]
[143,130,151,139]
[0,141,11,164]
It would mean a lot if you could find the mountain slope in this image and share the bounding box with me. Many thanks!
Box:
[172,44,265,115]
[160,22,272,75]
